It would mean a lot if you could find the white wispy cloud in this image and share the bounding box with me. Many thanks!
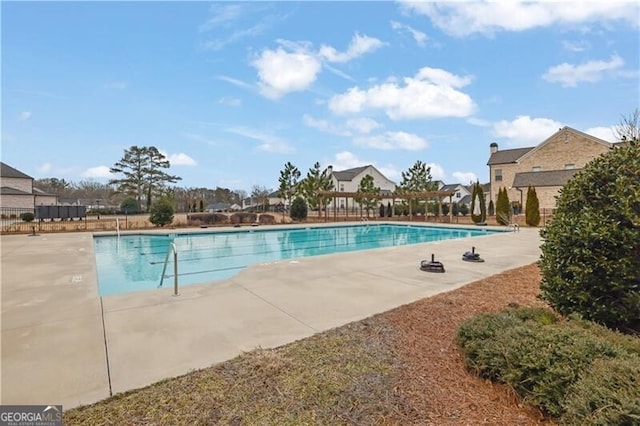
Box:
[426,163,445,180]
[585,126,616,142]
[199,3,247,31]
[226,126,293,153]
[251,33,385,99]
[492,115,564,146]
[399,1,639,37]
[252,47,322,99]
[391,21,428,46]
[346,117,382,134]
[168,153,197,166]
[303,115,352,136]
[216,75,254,90]
[562,40,590,52]
[354,131,428,151]
[185,133,218,146]
[452,171,477,185]
[19,111,32,121]
[318,33,386,63]
[82,166,112,178]
[328,66,475,119]
[542,55,627,87]
[219,96,242,106]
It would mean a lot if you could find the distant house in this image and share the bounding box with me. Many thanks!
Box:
[487,126,619,210]
[327,164,396,210]
[0,162,57,211]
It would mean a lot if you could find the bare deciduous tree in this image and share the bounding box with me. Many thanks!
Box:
[614,108,639,142]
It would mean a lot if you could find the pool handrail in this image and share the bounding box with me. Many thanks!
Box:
[158,242,179,296]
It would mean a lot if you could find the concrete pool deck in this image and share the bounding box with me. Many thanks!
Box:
[1,222,542,409]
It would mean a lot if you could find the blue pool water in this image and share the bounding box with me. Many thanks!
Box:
[94,224,497,296]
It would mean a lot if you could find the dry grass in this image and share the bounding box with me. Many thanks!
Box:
[65,263,554,425]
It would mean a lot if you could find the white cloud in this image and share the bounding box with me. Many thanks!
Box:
[562,40,590,52]
[492,116,564,146]
[219,96,242,106]
[217,75,254,90]
[452,171,477,185]
[82,166,112,178]
[37,163,52,173]
[226,126,293,153]
[328,66,475,120]
[200,3,247,30]
[346,117,382,134]
[467,117,491,127]
[168,153,197,166]
[391,21,428,46]
[185,133,218,146]
[426,163,445,180]
[252,47,322,99]
[319,33,385,63]
[585,126,616,142]
[399,1,639,37]
[542,55,625,87]
[19,111,32,121]
[303,115,351,136]
[354,131,428,151]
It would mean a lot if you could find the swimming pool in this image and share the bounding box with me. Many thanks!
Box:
[94,224,498,296]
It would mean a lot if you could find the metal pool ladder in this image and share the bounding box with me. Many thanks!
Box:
[158,242,179,296]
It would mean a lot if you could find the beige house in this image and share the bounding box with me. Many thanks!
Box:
[487,127,618,210]
[0,162,57,211]
[327,165,396,210]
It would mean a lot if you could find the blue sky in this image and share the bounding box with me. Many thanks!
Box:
[2,1,639,191]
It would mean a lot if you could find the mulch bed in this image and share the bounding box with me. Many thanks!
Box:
[386,263,553,425]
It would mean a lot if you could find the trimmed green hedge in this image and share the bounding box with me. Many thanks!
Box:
[457,308,640,421]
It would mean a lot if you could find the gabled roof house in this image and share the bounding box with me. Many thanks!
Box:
[0,162,57,211]
[487,126,619,210]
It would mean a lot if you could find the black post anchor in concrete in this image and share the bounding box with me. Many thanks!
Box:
[462,246,484,262]
[28,225,39,237]
[420,253,445,273]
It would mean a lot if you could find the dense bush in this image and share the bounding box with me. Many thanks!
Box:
[149,198,174,227]
[379,203,385,217]
[487,199,494,216]
[120,197,140,214]
[561,356,640,425]
[495,187,510,225]
[20,212,35,222]
[457,308,640,420]
[525,185,541,226]
[290,196,307,221]
[386,202,392,217]
[230,212,257,224]
[539,142,640,332]
[459,203,469,216]
[258,214,276,225]
[187,213,228,225]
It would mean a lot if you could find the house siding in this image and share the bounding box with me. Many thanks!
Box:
[1,176,32,194]
[0,194,35,210]
[489,128,613,210]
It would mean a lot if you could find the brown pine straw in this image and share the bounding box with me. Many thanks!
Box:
[385,263,555,425]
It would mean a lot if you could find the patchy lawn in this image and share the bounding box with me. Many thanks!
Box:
[65,263,552,425]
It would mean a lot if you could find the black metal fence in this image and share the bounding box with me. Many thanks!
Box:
[1,206,89,234]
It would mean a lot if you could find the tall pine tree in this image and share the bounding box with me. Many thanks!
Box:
[526,185,541,226]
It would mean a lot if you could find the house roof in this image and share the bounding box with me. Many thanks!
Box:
[440,183,463,192]
[0,186,33,196]
[513,169,579,188]
[332,166,369,181]
[0,162,33,179]
[517,126,612,164]
[487,147,534,165]
[33,187,56,196]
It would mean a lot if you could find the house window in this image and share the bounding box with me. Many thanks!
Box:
[495,169,503,181]
[564,163,575,170]
[340,184,344,192]
[532,166,542,172]
[456,192,461,199]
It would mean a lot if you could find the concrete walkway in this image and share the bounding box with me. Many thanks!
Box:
[1,223,542,409]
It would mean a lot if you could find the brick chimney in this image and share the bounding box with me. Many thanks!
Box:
[490,142,498,154]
